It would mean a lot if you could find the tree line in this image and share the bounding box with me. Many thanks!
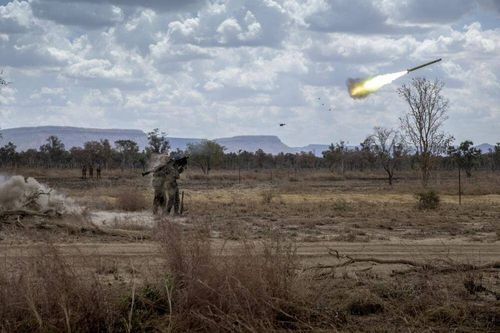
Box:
[1,128,499,177]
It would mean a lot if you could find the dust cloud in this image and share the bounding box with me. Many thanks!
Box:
[0,175,81,214]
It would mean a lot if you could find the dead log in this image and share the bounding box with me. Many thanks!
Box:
[303,248,500,275]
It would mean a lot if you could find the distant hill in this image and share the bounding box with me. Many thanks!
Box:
[0,126,329,156]
[215,135,290,155]
[475,143,495,153]
[0,126,148,152]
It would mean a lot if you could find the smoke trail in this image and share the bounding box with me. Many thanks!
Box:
[347,71,407,99]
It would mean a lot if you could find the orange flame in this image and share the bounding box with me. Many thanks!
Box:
[347,71,407,99]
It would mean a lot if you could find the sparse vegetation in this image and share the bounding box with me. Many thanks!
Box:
[416,190,440,210]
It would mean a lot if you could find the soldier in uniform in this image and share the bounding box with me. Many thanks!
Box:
[96,164,101,179]
[81,165,87,179]
[144,155,187,215]
[89,164,94,178]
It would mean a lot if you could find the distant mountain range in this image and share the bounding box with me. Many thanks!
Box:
[0,126,495,156]
[475,143,495,152]
[0,126,331,156]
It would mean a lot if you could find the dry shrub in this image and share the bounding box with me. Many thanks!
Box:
[115,191,148,211]
[0,245,120,332]
[366,272,500,332]
[147,223,318,332]
[416,190,440,210]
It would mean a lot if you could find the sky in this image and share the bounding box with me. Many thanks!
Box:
[0,0,499,146]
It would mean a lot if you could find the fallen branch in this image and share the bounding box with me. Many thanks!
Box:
[304,248,500,275]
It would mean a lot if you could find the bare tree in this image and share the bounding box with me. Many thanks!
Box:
[398,78,453,186]
[368,127,406,185]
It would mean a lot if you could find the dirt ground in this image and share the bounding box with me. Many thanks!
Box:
[2,168,499,266]
[1,168,499,331]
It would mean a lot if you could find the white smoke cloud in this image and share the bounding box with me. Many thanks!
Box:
[0,175,81,214]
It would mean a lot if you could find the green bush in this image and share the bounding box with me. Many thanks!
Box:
[416,190,440,210]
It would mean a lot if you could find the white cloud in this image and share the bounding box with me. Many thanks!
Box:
[0,0,34,33]
[216,17,242,44]
[31,0,124,28]
[0,0,499,146]
[64,58,131,80]
[0,84,16,105]
[238,11,262,41]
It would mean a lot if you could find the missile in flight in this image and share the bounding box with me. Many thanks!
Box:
[407,58,442,73]
[347,58,443,99]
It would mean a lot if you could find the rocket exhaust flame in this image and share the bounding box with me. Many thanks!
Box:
[347,58,442,99]
[347,71,407,99]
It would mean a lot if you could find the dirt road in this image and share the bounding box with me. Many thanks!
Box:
[2,239,498,266]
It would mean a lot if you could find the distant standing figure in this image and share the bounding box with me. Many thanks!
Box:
[89,165,94,178]
[81,165,87,179]
[96,165,101,179]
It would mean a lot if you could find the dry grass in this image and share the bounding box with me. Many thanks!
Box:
[1,233,498,332]
[148,223,311,331]
[0,245,121,332]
